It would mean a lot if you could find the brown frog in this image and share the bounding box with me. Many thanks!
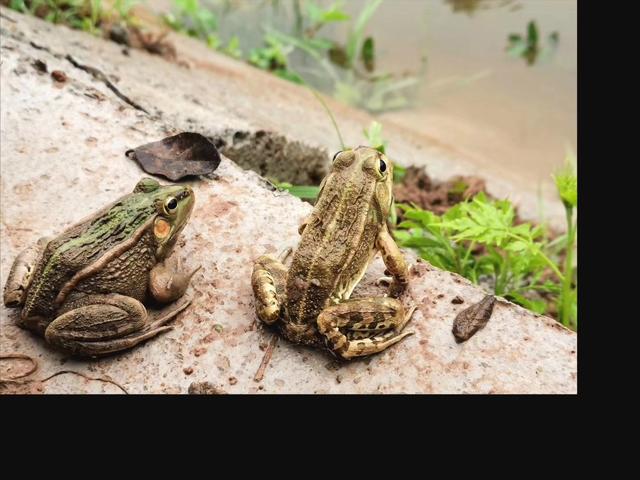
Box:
[252,146,416,359]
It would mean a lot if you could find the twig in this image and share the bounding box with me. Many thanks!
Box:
[0,354,38,380]
[254,334,278,383]
[65,54,149,114]
[0,354,128,394]
[39,370,129,394]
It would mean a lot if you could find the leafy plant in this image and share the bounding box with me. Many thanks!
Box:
[274,182,321,200]
[507,20,559,66]
[552,153,577,328]
[8,0,105,34]
[164,0,218,44]
[304,0,350,37]
[7,0,144,34]
[363,120,387,153]
[394,193,563,315]
[112,0,139,25]
[222,35,242,59]
[345,0,382,67]
[249,34,303,84]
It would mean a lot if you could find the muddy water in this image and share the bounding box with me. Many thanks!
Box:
[366,0,577,196]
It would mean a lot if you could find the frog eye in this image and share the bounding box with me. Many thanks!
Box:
[332,150,343,162]
[164,197,178,213]
[379,158,387,173]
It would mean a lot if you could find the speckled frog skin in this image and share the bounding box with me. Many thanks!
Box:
[3,178,198,357]
[252,146,415,360]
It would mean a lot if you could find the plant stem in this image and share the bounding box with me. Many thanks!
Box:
[559,207,576,326]
[462,240,476,273]
[506,232,565,281]
[308,86,346,149]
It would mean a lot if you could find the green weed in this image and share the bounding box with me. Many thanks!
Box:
[507,20,559,66]
[7,0,142,34]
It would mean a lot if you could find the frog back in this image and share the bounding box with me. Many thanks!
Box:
[22,195,158,318]
[285,176,382,326]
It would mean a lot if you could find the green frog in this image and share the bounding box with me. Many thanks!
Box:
[3,178,198,357]
[252,146,416,360]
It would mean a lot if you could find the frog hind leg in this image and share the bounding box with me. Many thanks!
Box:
[317,297,416,360]
[3,237,50,308]
[251,253,288,325]
[44,293,189,357]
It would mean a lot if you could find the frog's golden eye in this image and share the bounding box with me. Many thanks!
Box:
[164,197,178,214]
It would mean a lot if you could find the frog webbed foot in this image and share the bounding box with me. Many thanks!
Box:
[149,256,200,304]
[317,298,416,360]
[45,293,190,357]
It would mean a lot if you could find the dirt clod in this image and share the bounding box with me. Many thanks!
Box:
[228,376,238,385]
[452,296,465,304]
[394,166,487,215]
[183,367,194,375]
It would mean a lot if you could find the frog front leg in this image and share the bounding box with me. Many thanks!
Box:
[3,237,50,308]
[376,227,410,298]
[149,256,200,303]
[44,293,190,357]
[251,251,289,325]
[317,297,416,360]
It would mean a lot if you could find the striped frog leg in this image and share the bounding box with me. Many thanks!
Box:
[317,297,416,360]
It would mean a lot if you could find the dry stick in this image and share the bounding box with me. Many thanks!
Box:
[0,354,128,394]
[0,354,38,380]
[254,335,279,383]
[39,370,129,394]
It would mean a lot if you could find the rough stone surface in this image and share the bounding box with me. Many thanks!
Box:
[0,9,576,394]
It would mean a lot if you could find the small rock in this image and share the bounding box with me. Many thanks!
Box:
[452,296,464,304]
[228,376,238,385]
[188,382,226,395]
[32,59,47,73]
[336,375,342,384]
[183,366,194,375]
[109,24,130,46]
[193,347,207,357]
[324,360,341,371]
[51,70,67,83]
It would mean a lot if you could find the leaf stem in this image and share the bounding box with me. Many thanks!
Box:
[308,86,345,149]
[505,232,564,281]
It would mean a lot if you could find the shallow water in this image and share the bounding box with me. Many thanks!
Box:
[370,0,577,194]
